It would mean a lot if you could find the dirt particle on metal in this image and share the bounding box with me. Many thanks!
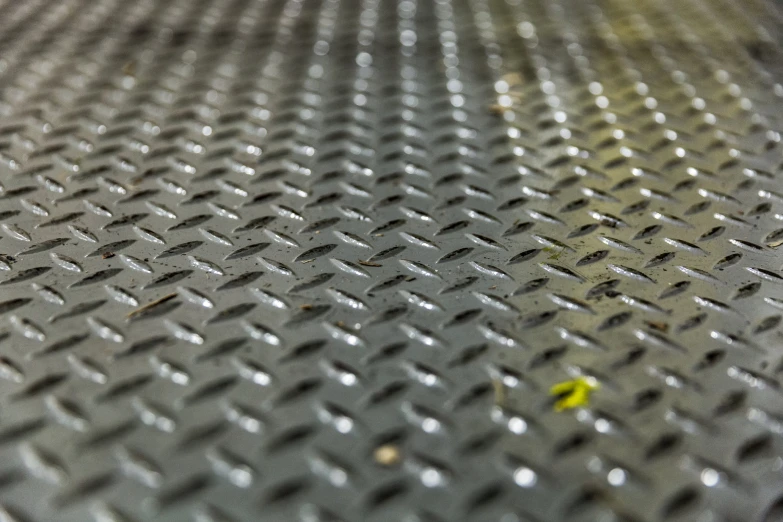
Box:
[374,445,401,466]
[646,321,670,333]
[492,377,505,407]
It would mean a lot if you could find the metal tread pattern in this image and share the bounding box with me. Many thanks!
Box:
[1,0,783,520]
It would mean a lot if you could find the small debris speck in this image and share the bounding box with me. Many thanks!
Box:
[374,445,401,466]
[550,377,599,412]
[646,321,669,333]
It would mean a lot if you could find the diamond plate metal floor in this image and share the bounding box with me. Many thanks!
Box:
[1,0,783,520]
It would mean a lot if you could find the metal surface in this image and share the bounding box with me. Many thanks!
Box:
[0,0,783,520]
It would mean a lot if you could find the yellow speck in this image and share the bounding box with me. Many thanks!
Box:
[549,377,599,412]
[374,445,401,466]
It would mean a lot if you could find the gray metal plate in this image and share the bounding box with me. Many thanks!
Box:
[1,0,783,520]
